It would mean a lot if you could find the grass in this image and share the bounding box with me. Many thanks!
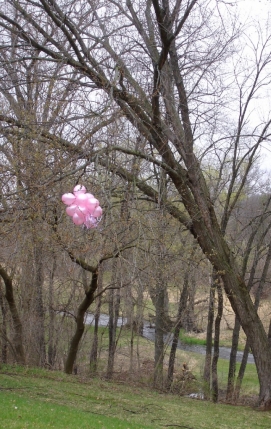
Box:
[1,365,270,429]
[179,329,207,346]
[178,328,247,352]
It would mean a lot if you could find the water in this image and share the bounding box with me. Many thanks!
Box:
[85,313,255,364]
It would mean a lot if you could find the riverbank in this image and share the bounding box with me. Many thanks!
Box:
[85,313,255,364]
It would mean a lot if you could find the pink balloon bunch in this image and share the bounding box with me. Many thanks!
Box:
[61,185,103,228]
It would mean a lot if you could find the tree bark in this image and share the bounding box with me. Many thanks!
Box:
[153,284,165,388]
[268,319,271,348]
[89,265,103,374]
[234,341,251,401]
[0,266,25,365]
[48,257,57,368]
[203,272,215,390]
[167,271,189,389]
[211,281,223,403]
[33,242,46,367]
[226,317,240,401]
[0,283,8,363]
[106,259,121,379]
[106,289,120,379]
[64,270,98,374]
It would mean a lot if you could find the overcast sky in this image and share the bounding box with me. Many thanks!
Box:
[235,0,271,172]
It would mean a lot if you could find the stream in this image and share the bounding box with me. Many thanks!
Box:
[85,313,255,364]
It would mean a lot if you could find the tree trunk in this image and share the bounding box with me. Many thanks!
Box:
[33,242,46,367]
[153,284,165,388]
[106,259,121,379]
[89,265,103,374]
[107,287,115,378]
[0,283,8,363]
[48,257,57,368]
[183,272,196,332]
[211,281,223,403]
[148,284,171,332]
[226,317,240,401]
[167,271,189,389]
[268,319,271,348]
[89,293,102,373]
[203,272,216,391]
[234,341,251,400]
[0,266,25,365]
[65,270,98,374]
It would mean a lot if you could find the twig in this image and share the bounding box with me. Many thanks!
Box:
[122,407,138,414]
[163,425,194,429]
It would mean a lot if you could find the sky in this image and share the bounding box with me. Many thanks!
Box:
[235,0,271,172]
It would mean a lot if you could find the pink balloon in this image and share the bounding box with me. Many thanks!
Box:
[76,205,88,216]
[73,184,86,195]
[74,207,85,219]
[66,204,77,217]
[85,192,94,199]
[74,193,88,207]
[62,193,76,205]
[86,197,99,214]
[92,206,103,218]
[72,213,85,225]
[62,185,102,228]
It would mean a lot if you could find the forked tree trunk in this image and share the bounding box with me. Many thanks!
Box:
[65,270,98,374]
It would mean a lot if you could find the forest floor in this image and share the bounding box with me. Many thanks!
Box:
[73,325,259,408]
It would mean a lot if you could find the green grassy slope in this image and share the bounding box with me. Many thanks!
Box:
[1,366,271,429]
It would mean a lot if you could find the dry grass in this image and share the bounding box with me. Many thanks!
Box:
[74,328,259,406]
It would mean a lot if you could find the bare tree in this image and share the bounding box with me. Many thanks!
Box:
[1,0,271,407]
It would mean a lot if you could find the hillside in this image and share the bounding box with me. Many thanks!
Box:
[1,365,270,429]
